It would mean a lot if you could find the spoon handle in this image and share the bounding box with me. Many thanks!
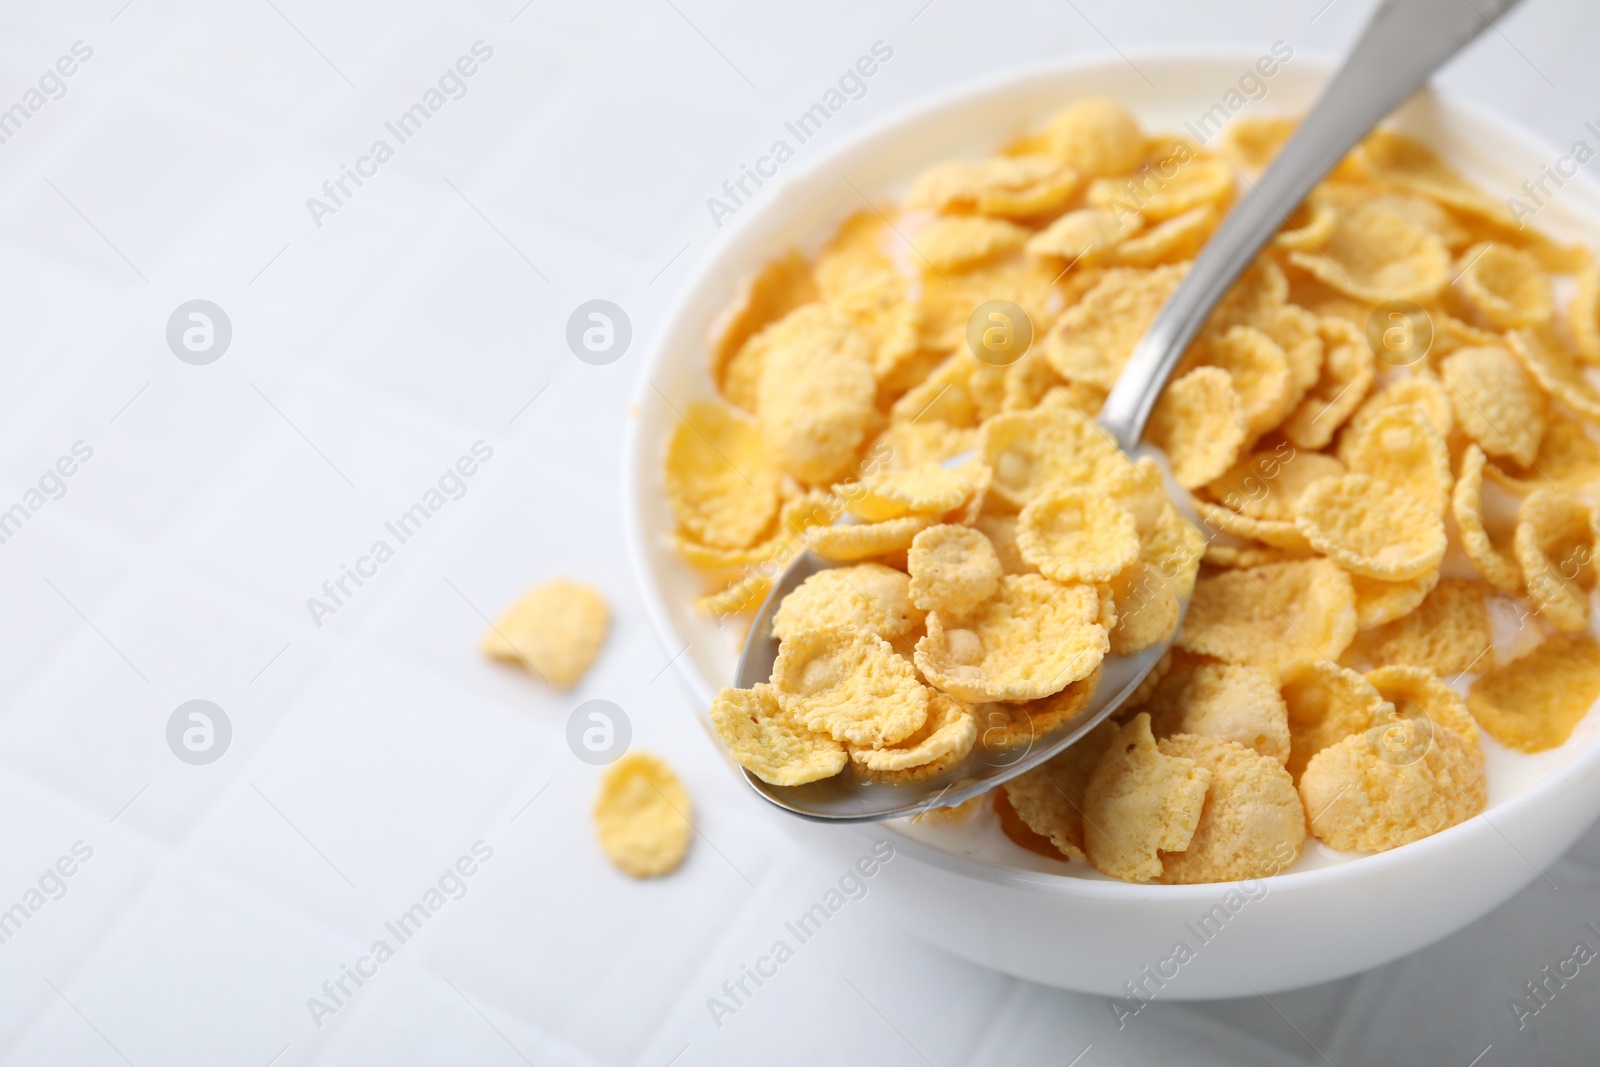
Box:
[1096,0,1525,452]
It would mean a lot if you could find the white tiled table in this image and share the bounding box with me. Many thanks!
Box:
[1,1,1597,1063]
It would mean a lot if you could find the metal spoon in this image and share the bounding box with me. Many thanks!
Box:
[732,0,1525,822]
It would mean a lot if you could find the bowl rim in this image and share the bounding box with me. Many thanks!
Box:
[622,45,1600,900]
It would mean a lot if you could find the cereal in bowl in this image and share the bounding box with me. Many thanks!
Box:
[662,102,1600,882]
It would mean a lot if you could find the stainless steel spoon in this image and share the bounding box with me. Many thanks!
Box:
[732,0,1525,822]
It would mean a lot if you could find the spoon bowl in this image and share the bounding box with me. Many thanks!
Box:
[732,444,1196,821]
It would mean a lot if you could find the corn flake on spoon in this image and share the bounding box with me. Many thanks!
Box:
[732,0,1524,821]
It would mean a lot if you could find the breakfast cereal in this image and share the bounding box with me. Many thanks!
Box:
[1451,445,1521,592]
[1082,713,1210,883]
[1299,718,1484,853]
[1144,659,1291,765]
[1003,718,1121,861]
[1469,633,1600,752]
[594,753,693,878]
[661,102,1600,883]
[1146,366,1248,488]
[907,524,1003,616]
[1155,734,1305,883]
[710,684,847,786]
[482,579,610,689]
[1016,488,1140,582]
[1358,577,1492,675]
[771,626,930,747]
[914,574,1106,702]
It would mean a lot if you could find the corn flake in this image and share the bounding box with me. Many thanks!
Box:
[1082,713,1211,883]
[1366,664,1480,755]
[915,216,1032,272]
[1513,489,1596,633]
[1483,410,1600,494]
[1295,473,1447,581]
[1208,258,1290,333]
[1179,560,1358,678]
[867,422,977,471]
[1146,661,1291,765]
[913,792,987,826]
[1044,265,1188,389]
[483,579,610,689]
[908,524,1003,616]
[697,570,773,620]
[1468,632,1600,752]
[754,304,877,484]
[1207,448,1344,521]
[1222,116,1297,169]
[1287,198,1450,303]
[849,691,977,780]
[1428,310,1500,366]
[772,626,930,747]
[1185,325,1294,436]
[1279,659,1392,781]
[713,249,818,394]
[1044,100,1146,177]
[1256,303,1325,395]
[1454,242,1553,329]
[1509,326,1600,422]
[890,350,992,428]
[973,667,1101,750]
[813,211,897,300]
[1025,207,1142,264]
[1109,204,1218,267]
[1349,374,1454,440]
[665,400,781,549]
[1016,488,1139,582]
[1570,256,1600,363]
[998,347,1065,413]
[676,490,838,574]
[972,514,1035,575]
[1157,734,1305,883]
[1147,367,1248,489]
[771,563,922,643]
[1349,568,1441,630]
[1452,445,1522,592]
[1281,316,1375,449]
[993,788,1071,859]
[1336,404,1452,517]
[917,257,1064,354]
[1135,155,1236,222]
[907,154,1082,219]
[1357,129,1513,225]
[837,461,973,522]
[1204,541,1314,568]
[831,275,921,383]
[1440,345,1546,464]
[1359,577,1492,677]
[808,512,934,562]
[979,397,1133,509]
[1195,499,1314,551]
[593,753,693,878]
[916,574,1106,702]
[710,684,848,786]
[1002,719,1120,861]
[1364,189,1472,248]
[1299,716,1484,853]
[1123,469,1206,599]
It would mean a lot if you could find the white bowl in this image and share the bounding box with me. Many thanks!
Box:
[623,48,1600,997]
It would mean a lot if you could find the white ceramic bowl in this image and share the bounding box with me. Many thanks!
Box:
[623,48,1600,997]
